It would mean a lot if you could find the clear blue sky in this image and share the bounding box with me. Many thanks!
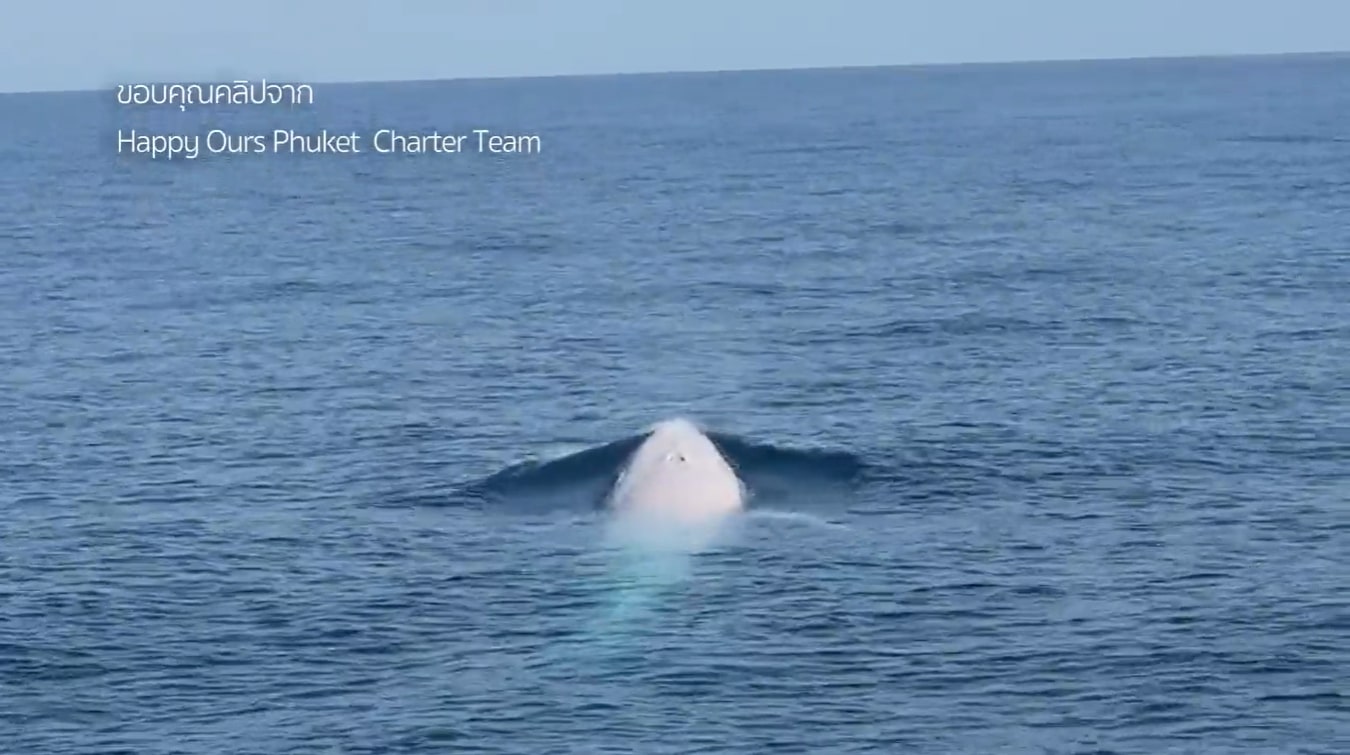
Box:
[3,0,1347,93]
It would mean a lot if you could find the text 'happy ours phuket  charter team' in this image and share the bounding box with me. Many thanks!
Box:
[115,128,543,160]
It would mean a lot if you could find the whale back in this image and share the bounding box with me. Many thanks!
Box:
[606,418,744,523]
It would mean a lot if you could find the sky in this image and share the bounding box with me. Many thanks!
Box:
[2,0,1348,93]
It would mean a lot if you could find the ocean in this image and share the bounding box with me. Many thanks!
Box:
[1,54,1347,754]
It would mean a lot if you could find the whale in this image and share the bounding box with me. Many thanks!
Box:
[471,416,865,522]
[603,418,746,542]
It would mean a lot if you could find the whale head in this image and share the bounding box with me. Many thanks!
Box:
[603,418,745,548]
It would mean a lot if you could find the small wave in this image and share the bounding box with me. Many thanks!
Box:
[707,430,867,483]
[744,509,851,531]
[1228,133,1348,145]
[465,434,646,511]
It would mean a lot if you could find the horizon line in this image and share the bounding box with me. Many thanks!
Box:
[2,48,1346,96]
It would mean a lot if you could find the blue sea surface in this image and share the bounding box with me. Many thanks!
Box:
[2,54,1348,754]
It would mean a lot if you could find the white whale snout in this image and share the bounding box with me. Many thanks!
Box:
[603,418,745,549]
